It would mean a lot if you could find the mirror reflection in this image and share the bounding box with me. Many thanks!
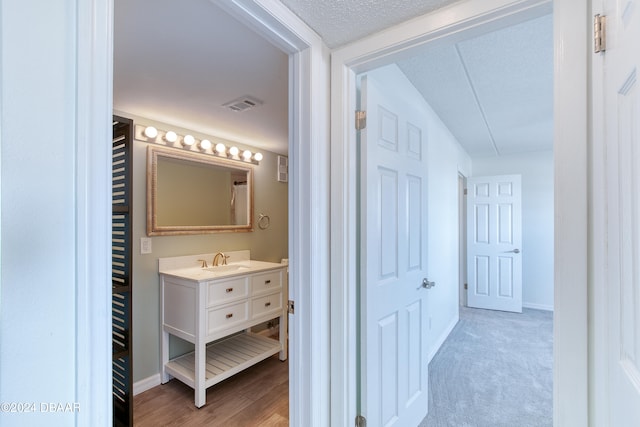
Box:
[147,146,253,235]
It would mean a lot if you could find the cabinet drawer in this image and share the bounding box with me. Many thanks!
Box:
[251,271,282,296]
[207,277,248,308]
[252,292,283,319]
[207,301,249,334]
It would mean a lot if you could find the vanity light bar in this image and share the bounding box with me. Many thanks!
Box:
[134,124,263,164]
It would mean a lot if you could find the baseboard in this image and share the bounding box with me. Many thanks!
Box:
[523,302,554,311]
[428,314,459,363]
[133,373,161,396]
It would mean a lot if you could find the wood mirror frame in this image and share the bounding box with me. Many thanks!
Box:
[146,145,254,235]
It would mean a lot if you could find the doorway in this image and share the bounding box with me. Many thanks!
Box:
[470,155,555,313]
[458,173,467,308]
[330,0,586,425]
[111,0,328,423]
[356,55,552,425]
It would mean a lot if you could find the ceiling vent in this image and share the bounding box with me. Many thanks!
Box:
[223,95,264,112]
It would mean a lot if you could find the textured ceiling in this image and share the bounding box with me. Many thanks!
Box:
[114,0,553,158]
[397,14,553,157]
[279,0,460,48]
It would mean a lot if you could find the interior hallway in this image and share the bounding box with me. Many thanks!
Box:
[421,306,553,427]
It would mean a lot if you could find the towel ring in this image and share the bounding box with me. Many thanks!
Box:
[258,214,270,230]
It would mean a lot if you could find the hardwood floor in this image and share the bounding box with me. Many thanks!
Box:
[133,355,288,426]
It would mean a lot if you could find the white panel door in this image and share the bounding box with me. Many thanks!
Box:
[466,175,522,312]
[602,0,640,424]
[360,73,430,426]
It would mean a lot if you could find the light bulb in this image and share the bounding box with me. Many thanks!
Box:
[253,152,263,162]
[144,126,158,139]
[215,143,226,154]
[242,150,252,160]
[182,134,195,146]
[229,146,239,157]
[164,131,177,143]
[199,139,212,151]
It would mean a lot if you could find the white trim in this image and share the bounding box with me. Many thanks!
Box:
[428,315,460,363]
[76,0,114,425]
[332,0,552,73]
[588,1,609,425]
[553,1,589,425]
[212,2,330,425]
[330,59,359,427]
[133,374,162,396]
[213,0,311,53]
[523,302,554,311]
[458,173,468,308]
[331,0,588,425]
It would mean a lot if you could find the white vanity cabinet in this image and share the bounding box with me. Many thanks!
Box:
[160,261,287,408]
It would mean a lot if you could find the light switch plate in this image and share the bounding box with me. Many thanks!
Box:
[140,237,152,254]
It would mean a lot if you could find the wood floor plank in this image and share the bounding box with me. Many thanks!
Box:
[221,381,289,427]
[134,355,288,426]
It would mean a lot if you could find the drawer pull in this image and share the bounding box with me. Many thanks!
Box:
[226,313,233,319]
[265,280,271,284]
[225,288,234,293]
[265,302,271,307]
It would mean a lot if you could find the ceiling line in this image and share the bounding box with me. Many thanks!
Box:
[453,44,500,156]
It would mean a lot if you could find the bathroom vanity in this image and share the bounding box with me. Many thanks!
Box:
[159,250,287,408]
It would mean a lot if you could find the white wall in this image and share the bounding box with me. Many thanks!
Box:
[472,151,554,310]
[365,65,472,359]
[1,1,81,425]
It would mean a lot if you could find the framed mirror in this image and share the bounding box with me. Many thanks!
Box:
[147,146,254,235]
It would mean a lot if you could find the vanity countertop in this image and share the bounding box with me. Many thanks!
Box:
[159,260,284,282]
[158,250,285,282]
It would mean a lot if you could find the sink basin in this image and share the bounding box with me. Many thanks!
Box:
[204,264,250,274]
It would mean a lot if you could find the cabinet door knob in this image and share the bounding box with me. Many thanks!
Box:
[265,302,271,307]
[226,313,233,319]
[226,288,233,293]
[265,280,271,284]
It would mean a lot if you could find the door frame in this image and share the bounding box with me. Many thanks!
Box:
[330,0,589,425]
[213,2,331,422]
[77,0,330,424]
[458,173,467,308]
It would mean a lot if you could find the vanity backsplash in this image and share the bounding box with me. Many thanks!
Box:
[159,249,251,271]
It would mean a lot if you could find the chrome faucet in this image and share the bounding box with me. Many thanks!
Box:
[212,252,229,266]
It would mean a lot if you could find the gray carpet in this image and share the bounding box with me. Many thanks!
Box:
[420,306,553,427]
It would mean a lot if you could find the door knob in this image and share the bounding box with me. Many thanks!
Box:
[418,278,436,290]
[511,248,520,254]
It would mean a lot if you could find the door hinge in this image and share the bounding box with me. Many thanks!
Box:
[287,300,295,314]
[464,188,468,195]
[464,283,468,290]
[594,14,606,53]
[355,110,367,130]
[355,415,366,427]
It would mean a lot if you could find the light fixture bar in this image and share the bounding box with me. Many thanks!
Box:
[134,124,262,165]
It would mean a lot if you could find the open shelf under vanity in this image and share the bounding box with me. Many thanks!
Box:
[164,332,281,389]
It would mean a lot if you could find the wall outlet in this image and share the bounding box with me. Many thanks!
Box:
[140,237,152,254]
